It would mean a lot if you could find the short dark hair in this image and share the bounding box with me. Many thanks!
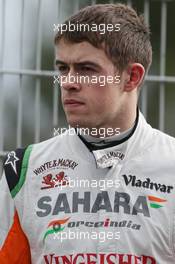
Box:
[54,3,152,74]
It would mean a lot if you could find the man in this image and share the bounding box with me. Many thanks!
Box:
[1,3,175,264]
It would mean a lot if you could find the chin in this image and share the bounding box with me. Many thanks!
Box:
[66,117,90,129]
[67,118,82,128]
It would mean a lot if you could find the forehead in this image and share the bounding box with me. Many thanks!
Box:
[55,39,112,66]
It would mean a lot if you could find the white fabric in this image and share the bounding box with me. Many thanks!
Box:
[2,111,175,263]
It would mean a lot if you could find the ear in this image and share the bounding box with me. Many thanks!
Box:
[124,63,145,92]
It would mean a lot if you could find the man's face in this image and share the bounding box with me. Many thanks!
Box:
[55,39,127,130]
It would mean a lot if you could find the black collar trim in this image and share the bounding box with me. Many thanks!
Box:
[77,107,139,152]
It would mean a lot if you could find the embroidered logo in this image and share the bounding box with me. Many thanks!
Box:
[5,151,19,174]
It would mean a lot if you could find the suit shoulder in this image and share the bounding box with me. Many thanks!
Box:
[3,148,27,195]
[152,128,175,155]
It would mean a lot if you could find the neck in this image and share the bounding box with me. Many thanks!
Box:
[87,106,137,138]
[77,108,139,152]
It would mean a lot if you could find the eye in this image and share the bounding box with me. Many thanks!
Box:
[57,65,69,74]
[79,66,96,73]
[82,66,92,71]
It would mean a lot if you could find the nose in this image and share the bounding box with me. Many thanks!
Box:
[60,71,81,92]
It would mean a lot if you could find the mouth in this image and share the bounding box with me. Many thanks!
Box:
[63,99,85,107]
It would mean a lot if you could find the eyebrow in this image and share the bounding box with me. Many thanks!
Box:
[55,60,67,65]
[55,59,101,69]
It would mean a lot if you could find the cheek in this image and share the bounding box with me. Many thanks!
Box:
[86,83,121,113]
[96,92,121,115]
[88,92,110,113]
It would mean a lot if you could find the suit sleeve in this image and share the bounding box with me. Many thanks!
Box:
[0,150,31,263]
[0,170,15,248]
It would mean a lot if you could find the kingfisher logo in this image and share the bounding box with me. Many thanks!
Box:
[44,252,156,264]
[43,217,70,242]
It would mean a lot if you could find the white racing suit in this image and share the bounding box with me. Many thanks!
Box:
[1,111,175,264]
